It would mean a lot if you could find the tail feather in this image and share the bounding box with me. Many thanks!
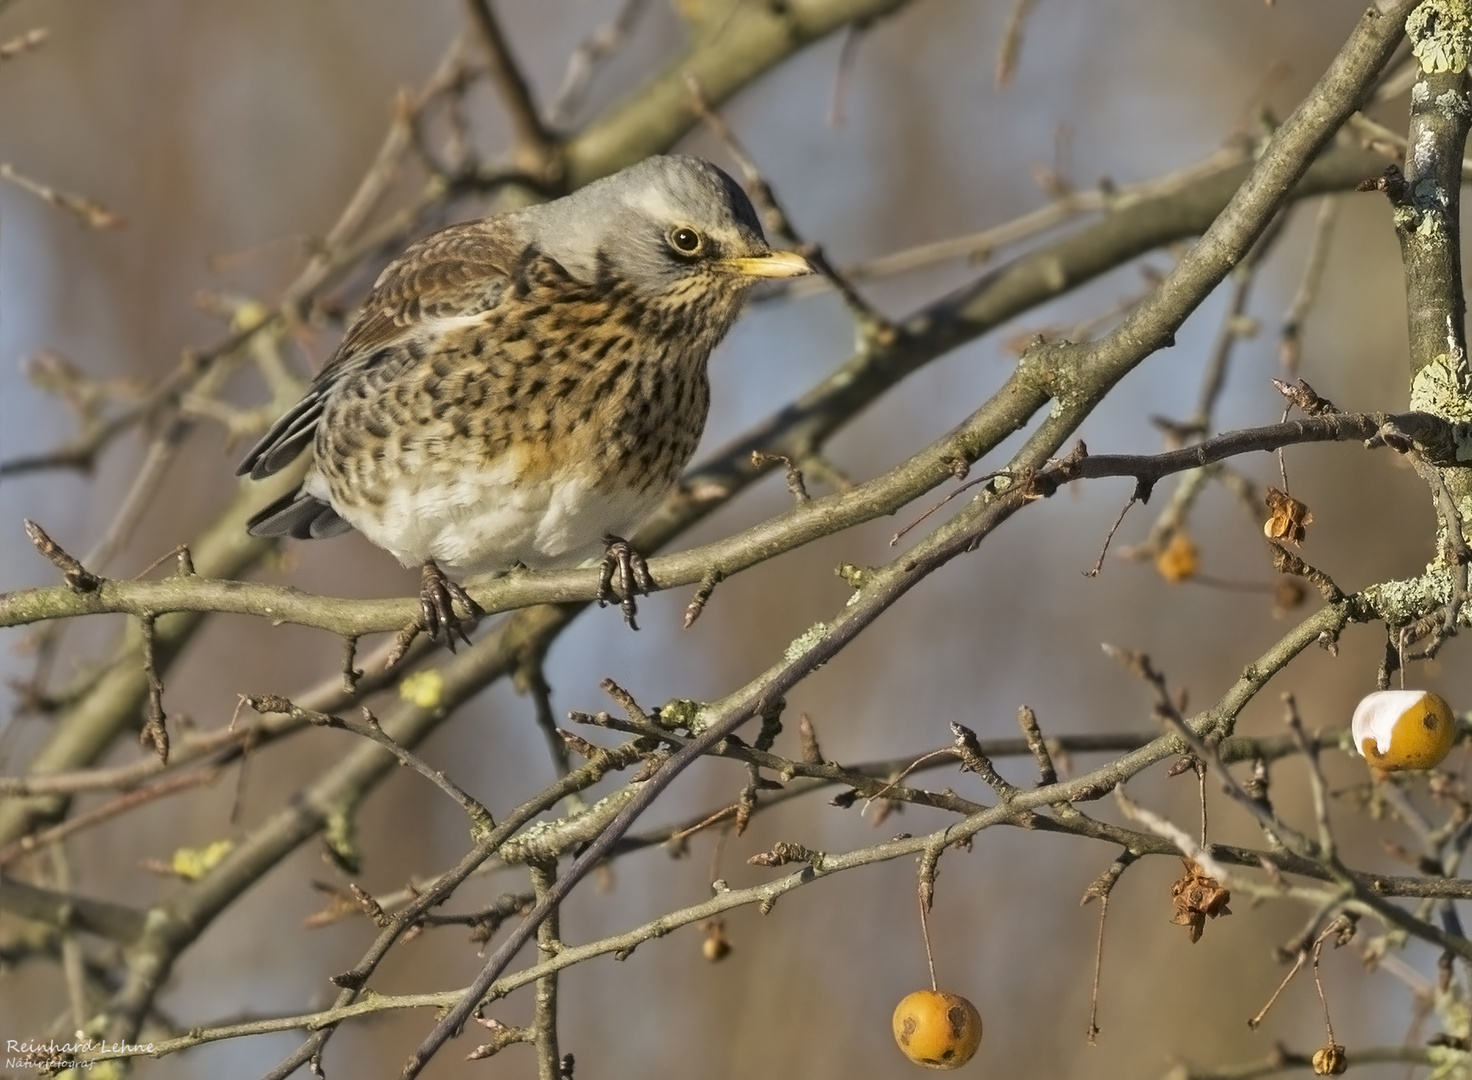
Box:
[246,488,353,540]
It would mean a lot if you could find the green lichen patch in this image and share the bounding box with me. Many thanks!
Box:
[498,787,640,864]
[658,698,706,732]
[1436,87,1472,116]
[1414,204,1450,243]
[323,807,361,873]
[1408,0,1472,74]
[784,622,830,662]
[1411,354,1472,421]
[836,562,871,591]
[1362,567,1456,625]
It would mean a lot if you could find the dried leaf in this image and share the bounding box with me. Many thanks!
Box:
[1264,487,1312,545]
[1169,859,1232,943]
[1154,532,1199,584]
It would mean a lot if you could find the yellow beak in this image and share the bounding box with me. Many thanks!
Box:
[721,249,814,279]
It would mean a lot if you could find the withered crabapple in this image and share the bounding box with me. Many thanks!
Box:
[892,989,983,1070]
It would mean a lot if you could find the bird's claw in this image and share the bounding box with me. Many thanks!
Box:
[419,560,482,650]
[597,534,654,630]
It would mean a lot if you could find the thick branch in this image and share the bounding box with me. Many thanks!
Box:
[1398,11,1471,383]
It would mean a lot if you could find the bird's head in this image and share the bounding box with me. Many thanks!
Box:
[520,155,813,296]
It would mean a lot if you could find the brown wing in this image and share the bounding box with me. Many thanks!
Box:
[331,218,526,362]
[236,218,525,481]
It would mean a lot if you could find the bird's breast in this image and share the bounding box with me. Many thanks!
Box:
[332,456,674,573]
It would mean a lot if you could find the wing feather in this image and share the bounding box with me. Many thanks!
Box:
[236,219,523,481]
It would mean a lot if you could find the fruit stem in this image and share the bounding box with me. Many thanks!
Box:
[918,893,938,992]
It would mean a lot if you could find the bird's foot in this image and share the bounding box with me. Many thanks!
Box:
[597,534,654,630]
[419,559,483,651]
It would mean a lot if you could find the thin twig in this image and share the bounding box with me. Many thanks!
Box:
[1016,706,1057,786]
[751,451,810,503]
[666,805,739,845]
[1280,197,1341,372]
[1086,493,1139,577]
[1080,849,1137,1044]
[50,844,89,1033]
[0,27,48,59]
[23,520,100,592]
[891,468,1002,548]
[1114,785,1230,882]
[521,658,573,782]
[1087,893,1109,1043]
[826,20,868,126]
[529,862,562,1080]
[463,0,559,177]
[683,567,723,629]
[244,695,494,832]
[995,0,1039,88]
[1248,947,1309,1030]
[545,0,652,126]
[0,768,222,868]
[138,615,169,762]
[1284,695,1335,861]
[0,162,125,228]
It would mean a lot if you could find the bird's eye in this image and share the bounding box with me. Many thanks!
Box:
[669,227,703,255]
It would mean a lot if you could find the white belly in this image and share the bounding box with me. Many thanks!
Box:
[306,461,667,574]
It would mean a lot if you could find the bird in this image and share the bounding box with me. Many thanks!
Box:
[237,154,812,645]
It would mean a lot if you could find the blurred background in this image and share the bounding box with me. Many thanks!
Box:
[0,1,1460,1077]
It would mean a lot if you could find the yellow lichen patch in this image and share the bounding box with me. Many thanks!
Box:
[1352,690,1457,771]
[170,839,235,880]
[892,990,983,1070]
[399,669,445,709]
[230,299,273,334]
